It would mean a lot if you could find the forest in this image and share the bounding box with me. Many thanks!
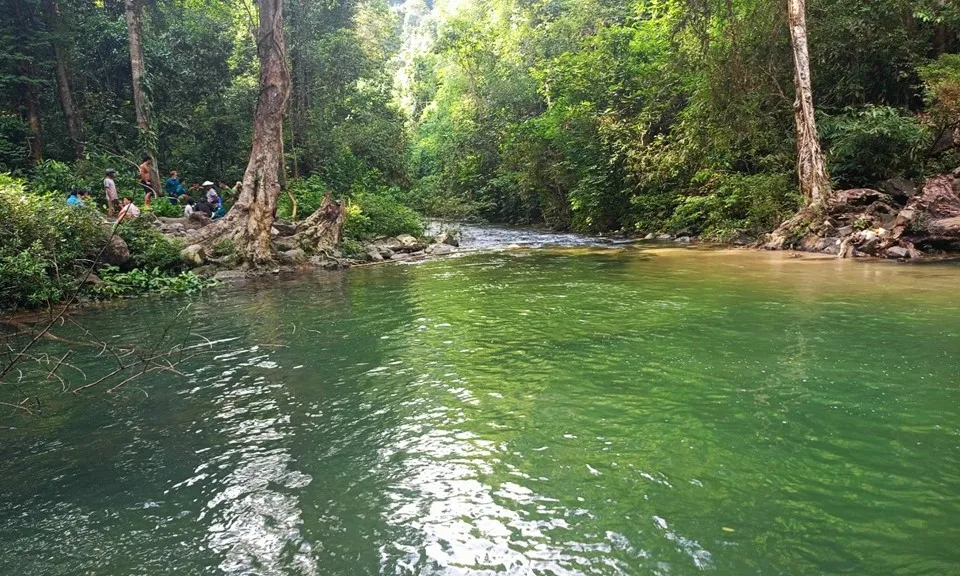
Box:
[0,0,959,307]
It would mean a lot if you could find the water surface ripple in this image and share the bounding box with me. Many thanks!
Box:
[1,247,959,575]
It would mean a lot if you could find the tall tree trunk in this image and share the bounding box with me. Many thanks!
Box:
[25,92,42,163]
[44,0,83,157]
[787,0,830,206]
[12,0,42,163]
[933,0,949,56]
[124,0,160,192]
[195,0,290,265]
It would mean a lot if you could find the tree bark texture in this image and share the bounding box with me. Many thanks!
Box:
[43,0,83,157]
[124,0,160,192]
[195,0,290,265]
[296,194,345,250]
[787,0,830,206]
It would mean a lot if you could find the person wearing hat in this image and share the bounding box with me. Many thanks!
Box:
[104,168,118,217]
[203,181,221,206]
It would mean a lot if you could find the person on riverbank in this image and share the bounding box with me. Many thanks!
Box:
[104,168,118,217]
[183,198,195,217]
[66,189,88,207]
[164,170,182,205]
[139,156,154,207]
[118,196,140,221]
[203,181,221,207]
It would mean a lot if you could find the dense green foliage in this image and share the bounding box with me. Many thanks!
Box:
[93,266,216,298]
[0,175,103,307]
[0,0,958,250]
[0,174,194,310]
[405,0,960,235]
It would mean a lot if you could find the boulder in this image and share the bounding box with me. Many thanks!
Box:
[365,244,384,262]
[272,236,299,252]
[884,246,910,259]
[856,230,879,255]
[100,234,131,267]
[643,233,656,240]
[396,234,419,246]
[829,189,891,211]
[656,233,673,240]
[187,212,211,228]
[278,248,307,264]
[376,237,404,251]
[837,225,854,237]
[426,243,455,256]
[437,229,461,247]
[391,252,412,261]
[675,236,692,244]
[83,273,103,286]
[272,221,297,236]
[181,244,206,266]
[879,177,918,204]
[378,247,395,259]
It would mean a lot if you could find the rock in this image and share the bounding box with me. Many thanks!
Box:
[100,234,131,266]
[894,209,916,228]
[879,177,918,204]
[213,270,247,281]
[186,212,211,228]
[426,243,455,255]
[278,248,307,264]
[365,244,384,262]
[857,230,879,255]
[643,233,656,240]
[391,252,412,261]
[181,244,206,266]
[675,236,692,244]
[396,234,419,246]
[270,227,280,237]
[884,246,910,259]
[83,273,103,286]
[656,233,673,240]
[830,189,890,211]
[272,237,299,252]
[376,237,404,251]
[272,221,297,236]
[378,247,395,259]
[409,250,426,257]
[837,225,854,237]
[436,229,461,247]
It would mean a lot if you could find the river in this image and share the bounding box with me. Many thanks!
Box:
[1,228,959,575]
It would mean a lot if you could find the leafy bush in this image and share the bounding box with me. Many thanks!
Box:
[277,176,327,221]
[920,54,960,136]
[28,160,85,197]
[0,114,31,175]
[820,106,930,187]
[146,199,183,218]
[116,218,185,272]
[93,266,217,298]
[665,172,802,239]
[0,175,105,308]
[343,189,423,240]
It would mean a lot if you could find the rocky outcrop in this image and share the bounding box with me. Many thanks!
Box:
[767,171,960,260]
[100,234,131,267]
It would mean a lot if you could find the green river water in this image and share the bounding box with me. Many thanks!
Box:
[1,243,959,575]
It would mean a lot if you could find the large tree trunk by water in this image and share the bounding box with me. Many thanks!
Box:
[194,0,290,266]
[124,0,159,191]
[296,194,345,251]
[44,0,83,157]
[788,0,830,206]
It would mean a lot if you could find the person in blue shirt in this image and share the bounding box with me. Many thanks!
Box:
[66,189,91,207]
[164,170,181,205]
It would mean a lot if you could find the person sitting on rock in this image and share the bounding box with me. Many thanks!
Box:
[118,196,141,221]
[183,198,196,217]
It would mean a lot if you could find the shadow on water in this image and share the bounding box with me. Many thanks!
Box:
[1,244,959,575]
